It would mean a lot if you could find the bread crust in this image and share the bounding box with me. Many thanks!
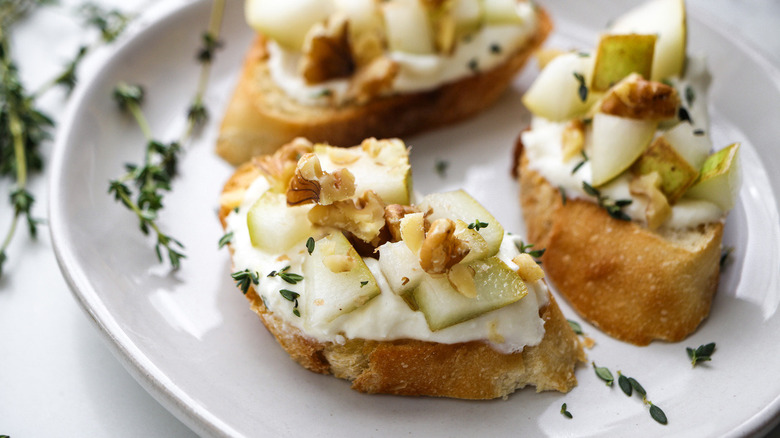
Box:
[516,146,724,346]
[219,151,585,399]
[216,8,552,165]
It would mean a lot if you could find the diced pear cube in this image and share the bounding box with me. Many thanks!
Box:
[247,192,315,252]
[302,232,380,325]
[412,257,527,331]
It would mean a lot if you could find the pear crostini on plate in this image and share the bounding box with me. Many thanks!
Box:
[515,0,740,345]
[219,138,584,399]
[216,0,552,165]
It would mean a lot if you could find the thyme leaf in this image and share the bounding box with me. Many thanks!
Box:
[516,240,545,262]
[593,361,614,386]
[618,373,632,396]
[573,72,588,102]
[231,269,259,294]
[649,404,668,425]
[435,159,448,178]
[218,231,233,249]
[582,181,633,221]
[560,403,573,419]
[306,236,315,255]
[468,219,489,231]
[687,342,716,367]
[567,319,583,335]
[571,150,589,175]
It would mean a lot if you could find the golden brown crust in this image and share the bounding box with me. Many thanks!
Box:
[219,146,585,399]
[216,8,553,165]
[517,150,723,345]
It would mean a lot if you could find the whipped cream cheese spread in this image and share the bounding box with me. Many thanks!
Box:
[266,3,538,106]
[521,56,725,230]
[225,175,547,354]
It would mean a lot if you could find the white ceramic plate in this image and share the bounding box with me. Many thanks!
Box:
[50,0,780,436]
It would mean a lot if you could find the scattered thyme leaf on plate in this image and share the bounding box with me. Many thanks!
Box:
[687,342,716,367]
[560,403,573,419]
[593,361,614,386]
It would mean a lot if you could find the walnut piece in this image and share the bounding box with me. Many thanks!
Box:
[308,190,387,246]
[561,119,586,162]
[384,204,421,242]
[629,171,672,230]
[599,73,680,120]
[345,57,399,104]
[254,138,314,193]
[300,13,355,84]
[419,218,471,275]
[512,253,545,283]
[287,153,356,206]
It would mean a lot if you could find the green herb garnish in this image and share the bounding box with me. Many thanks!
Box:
[573,72,588,102]
[560,403,573,419]
[571,150,589,175]
[232,269,259,294]
[567,319,583,335]
[559,186,567,205]
[582,181,633,221]
[516,240,545,260]
[618,372,632,396]
[489,43,501,54]
[435,159,448,178]
[720,247,733,269]
[468,219,489,231]
[678,106,692,124]
[685,85,695,107]
[218,231,233,249]
[467,58,479,72]
[687,342,716,367]
[306,236,315,255]
[267,266,304,284]
[649,404,668,425]
[593,361,614,386]
[107,0,225,270]
[280,288,301,316]
[360,280,369,287]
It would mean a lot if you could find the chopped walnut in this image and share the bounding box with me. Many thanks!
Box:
[629,171,672,230]
[599,73,680,120]
[419,218,471,275]
[254,138,314,193]
[561,119,586,162]
[512,253,545,283]
[345,56,399,104]
[384,204,421,242]
[287,153,356,206]
[308,190,387,246]
[300,13,355,84]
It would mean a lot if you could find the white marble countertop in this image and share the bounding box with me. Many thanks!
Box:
[1,0,778,436]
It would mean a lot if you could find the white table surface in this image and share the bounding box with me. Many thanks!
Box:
[1,0,779,436]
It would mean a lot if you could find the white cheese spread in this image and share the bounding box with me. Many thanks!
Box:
[225,176,548,354]
[266,3,538,106]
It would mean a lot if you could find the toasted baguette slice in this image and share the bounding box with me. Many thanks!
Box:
[219,148,585,400]
[216,8,552,165]
[516,147,724,346]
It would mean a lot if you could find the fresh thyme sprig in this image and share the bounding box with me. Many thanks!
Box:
[516,240,546,260]
[34,4,133,97]
[107,0,225,270]
[582,181,633,221]
[1,1,133,280]
[232,269,259,294]
[0,7,54,278]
